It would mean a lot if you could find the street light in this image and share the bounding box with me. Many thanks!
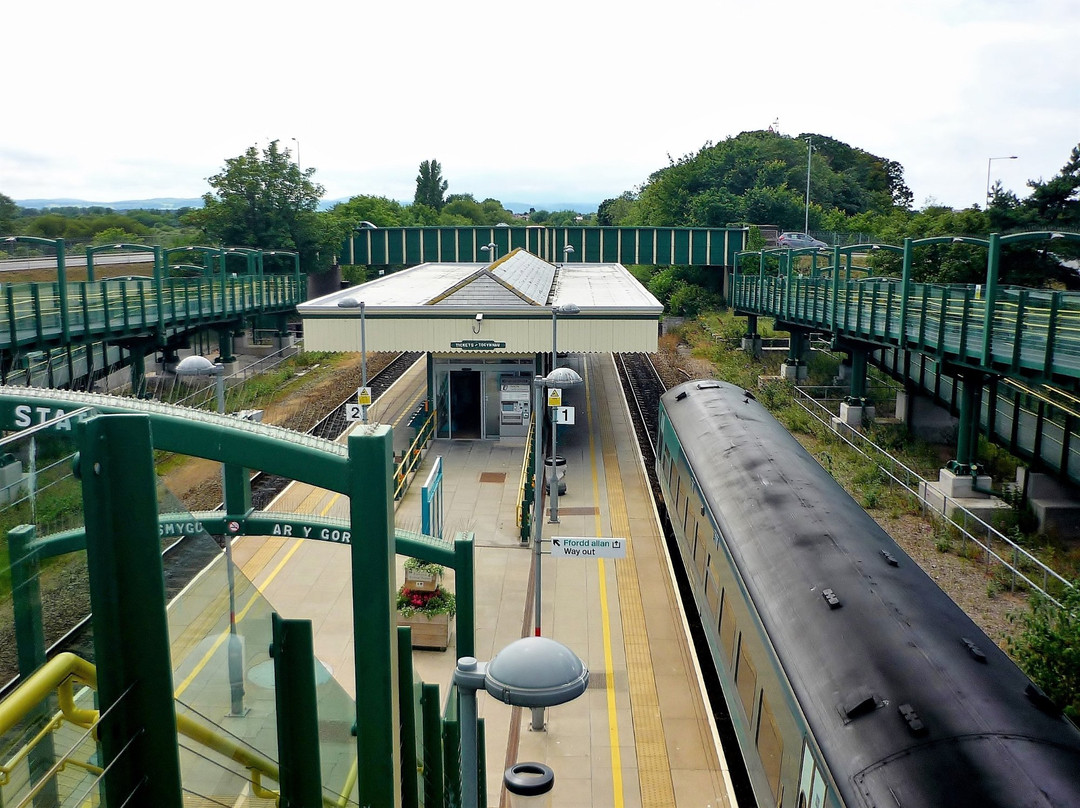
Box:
[804,136,813,234]
[549,304,581,524]
[562,244,574,264]
[531,366,583,648]
[338,298,368,423]
[481,242,497,262]
[175,354,245,717]
[986,155,1018,203]
[291,137,301,170]
[453,636,589,805]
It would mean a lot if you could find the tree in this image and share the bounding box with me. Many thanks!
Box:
[0,192,17,233]
[414,160,448,210]
[184,141,328,272]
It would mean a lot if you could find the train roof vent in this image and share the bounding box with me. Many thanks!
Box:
[898,703,929,737]
[961,637,988,663]
[695,382,721,390]
[880,549,899,567]
[843,689,877,719]
[675,391,688,401]
[822,588,842,609]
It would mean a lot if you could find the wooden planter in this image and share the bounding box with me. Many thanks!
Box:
[398,612,451,651]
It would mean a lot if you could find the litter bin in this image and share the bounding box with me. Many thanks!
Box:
[504,762,554,807]
[543,455,567,496]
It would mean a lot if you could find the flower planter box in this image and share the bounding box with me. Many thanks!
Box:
[398,612,451,651]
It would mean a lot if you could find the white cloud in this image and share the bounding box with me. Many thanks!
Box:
[4,0,1078,211]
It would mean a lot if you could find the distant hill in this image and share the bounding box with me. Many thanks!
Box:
[19,196,600,215]
[16,198,203,211]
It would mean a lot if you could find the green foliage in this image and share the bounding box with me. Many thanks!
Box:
[397,558,456,618]
[0,192,17,233]
[92,226,143,245]
[627,130,909,230]
[1008,580,1080,718]
[414,159,448,210]
[184,141,329,272]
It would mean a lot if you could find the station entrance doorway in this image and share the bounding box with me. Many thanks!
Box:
[433,356,536,440]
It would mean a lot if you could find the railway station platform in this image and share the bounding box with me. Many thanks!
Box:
[221,352,735,807]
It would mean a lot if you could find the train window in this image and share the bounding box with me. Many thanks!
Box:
[719,593,736,666]
[798,742,828,808]
[706,558,720,614]
[756,693,783,804]
[736,639,757,720]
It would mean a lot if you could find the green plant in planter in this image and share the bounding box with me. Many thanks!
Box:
[397,558,456,619]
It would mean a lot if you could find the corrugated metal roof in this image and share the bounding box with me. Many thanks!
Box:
[300,249,661,315]
[490,250,555,305]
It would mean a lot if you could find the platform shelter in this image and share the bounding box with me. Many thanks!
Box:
[298,249,663,440]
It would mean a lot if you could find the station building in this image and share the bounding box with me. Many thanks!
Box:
[297,248,663,440]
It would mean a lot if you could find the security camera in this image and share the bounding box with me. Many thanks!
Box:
[475,313,484,322]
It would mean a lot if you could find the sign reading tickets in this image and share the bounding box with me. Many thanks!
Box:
[450,340,506,350]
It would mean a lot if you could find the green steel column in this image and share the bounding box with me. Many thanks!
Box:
[784,251,793,319]
[757,252,766,310]
[454,532,475,659]
[849,346,868,400]
[9,524,59,808]
[421,683,444,808]
[153,246,166,346]
[86,249,96,283]
[56,238,71,345]
[427,353,436,413]
[9,526,45,678]
[223,463,252,514]
[218,328,236,364]
[954,373,982,471]
[899,238,913,349]
[348,426,401,808]
[129,345,147,398]
[829,246,840,328]
[398,626,419,808]
[981,233,1001,366]
[270,613,324,808]
[746,314,758,338]
[77,413,182,808]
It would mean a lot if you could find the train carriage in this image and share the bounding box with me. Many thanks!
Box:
[656,379,1080,808]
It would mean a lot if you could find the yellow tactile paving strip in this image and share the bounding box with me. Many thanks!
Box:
[591,361,679,808]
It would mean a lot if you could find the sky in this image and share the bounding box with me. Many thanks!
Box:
[4,0,1079,212]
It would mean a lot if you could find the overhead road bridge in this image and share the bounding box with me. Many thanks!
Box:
[341,224,746,270]
[731,231,1080,491]
[0,236,305,391]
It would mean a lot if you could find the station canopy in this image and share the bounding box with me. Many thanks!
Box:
[298,248,663,354]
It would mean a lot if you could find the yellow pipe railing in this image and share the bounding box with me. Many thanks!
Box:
[0,653,355,808]
[515,411,536,532]
[394,408,437,500]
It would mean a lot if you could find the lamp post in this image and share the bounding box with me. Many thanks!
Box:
[531,366,583,649]
[291,137,301,170]
[549,304,581,524]
[175,354,245,717]
[453,635,589,804]
[481,242,497,262]
[562,244,574,264]
[804,137,813,234]
[986,155,1018,204]
[337,298,368,423]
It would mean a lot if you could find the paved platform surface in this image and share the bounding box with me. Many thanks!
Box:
[195,352,735,807]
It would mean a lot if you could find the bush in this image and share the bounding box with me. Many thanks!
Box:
[1008,580,1080,719]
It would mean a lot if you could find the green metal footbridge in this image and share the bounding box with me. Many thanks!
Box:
[732,231,1080,482]
[0,237,305,390]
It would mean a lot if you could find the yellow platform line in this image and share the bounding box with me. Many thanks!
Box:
[586,361,625,808]
[593,358,677,808]
[174,490,343,700]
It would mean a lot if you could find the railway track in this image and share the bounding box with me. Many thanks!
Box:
[0,351,424,696]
